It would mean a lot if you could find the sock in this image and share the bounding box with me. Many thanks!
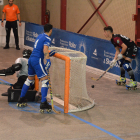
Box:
[120,67,125,78]
[41,87,48,102]
[20,84,29,98]
[127,69,135,81]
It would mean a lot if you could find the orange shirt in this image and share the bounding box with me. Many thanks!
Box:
[3,4,20,21]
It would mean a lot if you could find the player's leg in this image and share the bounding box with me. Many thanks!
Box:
[40,76,52,113]
[124,45,137,89]
[116,59,126,85]
[4,21,11,49]
[17,76,35,107]
[35,58,52,112]
[13,76,28,89]
[12,21,20,50]
[17,58,35,107]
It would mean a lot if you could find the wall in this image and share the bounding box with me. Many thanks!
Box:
[0,0,137,41]
[0,0,41,24]
[47,0,60,29]
[47,0,136,41]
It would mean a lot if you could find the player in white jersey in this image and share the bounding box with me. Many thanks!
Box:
[17,24,53,112]
[0,49,32,93]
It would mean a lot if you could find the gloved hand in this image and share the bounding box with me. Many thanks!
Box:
[49,50,56,57]
[110,59,116,68]
[117,53,123,60]
[45,59,51,71]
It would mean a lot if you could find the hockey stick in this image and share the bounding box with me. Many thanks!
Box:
[47,71,61,114]
[91,59,118,81]
[0,81,13,86]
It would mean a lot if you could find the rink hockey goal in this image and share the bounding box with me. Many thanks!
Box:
[47,47,94,113]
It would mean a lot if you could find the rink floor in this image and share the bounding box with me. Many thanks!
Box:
[0,47,140,140]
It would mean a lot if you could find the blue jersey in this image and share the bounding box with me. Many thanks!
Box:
[30,33,51,59]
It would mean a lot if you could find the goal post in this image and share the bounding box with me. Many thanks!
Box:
[52,52,71,113]
[35,47,95,113]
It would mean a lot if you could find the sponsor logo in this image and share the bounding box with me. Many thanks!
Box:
[117,40,120,44]
[25,30,39,43]
[79,41,86,54]
[104,50,115,59]
[69,41,77,49]
[26,36,36,42]
[93,49,97,56]
[52,38,55,44]
[60,39,68,47]
[33,32,38,38]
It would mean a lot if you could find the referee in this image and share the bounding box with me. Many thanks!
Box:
[1,0,21,50]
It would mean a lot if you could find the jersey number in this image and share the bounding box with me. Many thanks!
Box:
[34,39,39,48]
[120,35,129,40]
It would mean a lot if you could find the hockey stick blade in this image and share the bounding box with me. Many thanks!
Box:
[50,91,61,114]
[52,106,61,114]
[91,77,97,81]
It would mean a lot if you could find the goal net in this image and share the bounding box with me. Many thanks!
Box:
[48,47,94,113]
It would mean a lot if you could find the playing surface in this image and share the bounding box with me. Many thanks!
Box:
[0,47,140,140]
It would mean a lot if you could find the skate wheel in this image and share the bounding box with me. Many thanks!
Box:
[134,87,137,90]
[128,87,131,90]
[17,104,22,107]
[122,83,126,86]
[117,82,121,85]
[40,109,44,114]
[126,87,130,90]
[23,103,27,106]
[47,109,52,113]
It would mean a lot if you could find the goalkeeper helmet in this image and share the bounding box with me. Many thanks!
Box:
[23,49,32,58]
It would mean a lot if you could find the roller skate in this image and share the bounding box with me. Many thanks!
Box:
[126,79,137,90]
[116,77,126,86]
[39,100,52,114]
[17,97,27,107]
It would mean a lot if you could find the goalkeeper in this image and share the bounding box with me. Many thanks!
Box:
[0,49,33,96]
[17,23,55,113]
[104,26,138,89]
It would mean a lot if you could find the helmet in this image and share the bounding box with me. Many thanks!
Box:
[22,49,32,58]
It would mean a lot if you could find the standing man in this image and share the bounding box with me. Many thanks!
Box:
[1,0,21,50]
[104,26,138,89]
[17,24,53,113]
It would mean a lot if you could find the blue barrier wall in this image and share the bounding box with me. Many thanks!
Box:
[24,22,140,82]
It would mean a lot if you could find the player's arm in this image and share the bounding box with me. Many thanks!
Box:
[120,43,127,55]
[44,45,51,70]
[0,63,22,76]
[17,14,21,26]
[114,46,120,60]
[110,46,120,68]
[44,45,50,59]
[1,12,5,27]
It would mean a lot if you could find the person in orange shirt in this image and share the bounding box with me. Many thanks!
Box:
[1,0,21,50]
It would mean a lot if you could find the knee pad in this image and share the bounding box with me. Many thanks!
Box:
[42,79,49,88]
[25,78,35,86]
[117,59,125,67]
[123,60,132,72]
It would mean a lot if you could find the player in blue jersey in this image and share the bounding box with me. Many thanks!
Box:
[17,24,54,112]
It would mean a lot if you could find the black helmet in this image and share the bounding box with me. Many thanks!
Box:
[23,49,32,58]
